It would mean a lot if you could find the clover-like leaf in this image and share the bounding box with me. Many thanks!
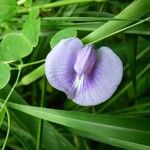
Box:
[50,28,77,49]
[22,8,40,47]
[0,0,17,23]
[25,0,32,7]
[0,33,32,61]
[0,8,40,62]
[0,62,10,89]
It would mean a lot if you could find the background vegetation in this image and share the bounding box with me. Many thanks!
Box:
[0,0,150,149]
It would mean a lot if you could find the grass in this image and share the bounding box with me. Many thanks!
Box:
[0,0,150,149]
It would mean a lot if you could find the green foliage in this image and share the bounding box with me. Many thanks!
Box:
[50,28,77,48]
[0,63,10,89]
[82,0,150,44]
[0,107,5,127]
[20,64,45,85]
[5,101,150,150]
[0,0,150,149]
[22,8,40,47]
[126,35,137,100]
[42,122,75,150]
[0,33,32,61]
[25,0,32,7]
[0,0,17,23]
[0,8,40,62]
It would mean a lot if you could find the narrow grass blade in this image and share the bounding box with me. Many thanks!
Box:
[82,0,150,44]
[4,101,150,150]
[125,34,137,102]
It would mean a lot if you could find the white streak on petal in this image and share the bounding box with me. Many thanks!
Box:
[73,75,85,90]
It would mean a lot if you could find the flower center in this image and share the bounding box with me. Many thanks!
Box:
[73,74,85,90]
[74,45,96,75]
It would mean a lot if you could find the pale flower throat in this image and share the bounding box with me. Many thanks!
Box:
[73,45,96,90]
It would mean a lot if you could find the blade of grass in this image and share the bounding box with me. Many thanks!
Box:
[42,122,75,150]
[125,34,137,105]
[17,0,107,13]
[1,120,35,150]
[124,45,150,71]
[82,0,150,44]
[36,77,45,150]
[0,85,75,149]
[0,85,38,139]
[1,107,10,150]
[0,107,5,127]
[3,101,150,150]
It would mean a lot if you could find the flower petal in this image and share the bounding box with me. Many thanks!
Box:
[72,46,123,106]
[74,45,96,75]
[45,38,83,95]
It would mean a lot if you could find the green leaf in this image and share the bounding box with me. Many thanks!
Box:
[19,64,45,85]
[50,28,77,49]
[25,0,32,7]
[0,0,17,23]
[0,63,10,89]
[126,35,137,100]
[22,8,40,47]
[0,107,5,127]
[6,102,150,150]
[42,122,75,150]
[0,86,38,138]
[128,73,150,99]
[82,0,150,44]
[0,33,32,61]
[0,8,40,62]
[1,120,35,150]
[0,87,75,150]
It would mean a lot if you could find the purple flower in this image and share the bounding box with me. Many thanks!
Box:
[45,38,123,106]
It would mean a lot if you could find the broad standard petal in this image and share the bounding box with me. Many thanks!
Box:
[45,38,83,96]
[72,46,123,106]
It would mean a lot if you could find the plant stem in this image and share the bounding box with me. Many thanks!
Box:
[2,107,10,150]
[36,78,46,150]
[21,59,45,68]
[0,69,21,113]
[39,0,106,9]
[17,0,107,13]
[124,46,150,71]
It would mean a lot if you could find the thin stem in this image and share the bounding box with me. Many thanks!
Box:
[39,0,107,9]
[36,77,46,150]
[17,0,107,13]
[110,102,150,115]
[21,59,45,68]
[98,64,150,113]
[124,46,150,71]
[2,107,11,150]
[0,68,21,113]
[10,68,19,71]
